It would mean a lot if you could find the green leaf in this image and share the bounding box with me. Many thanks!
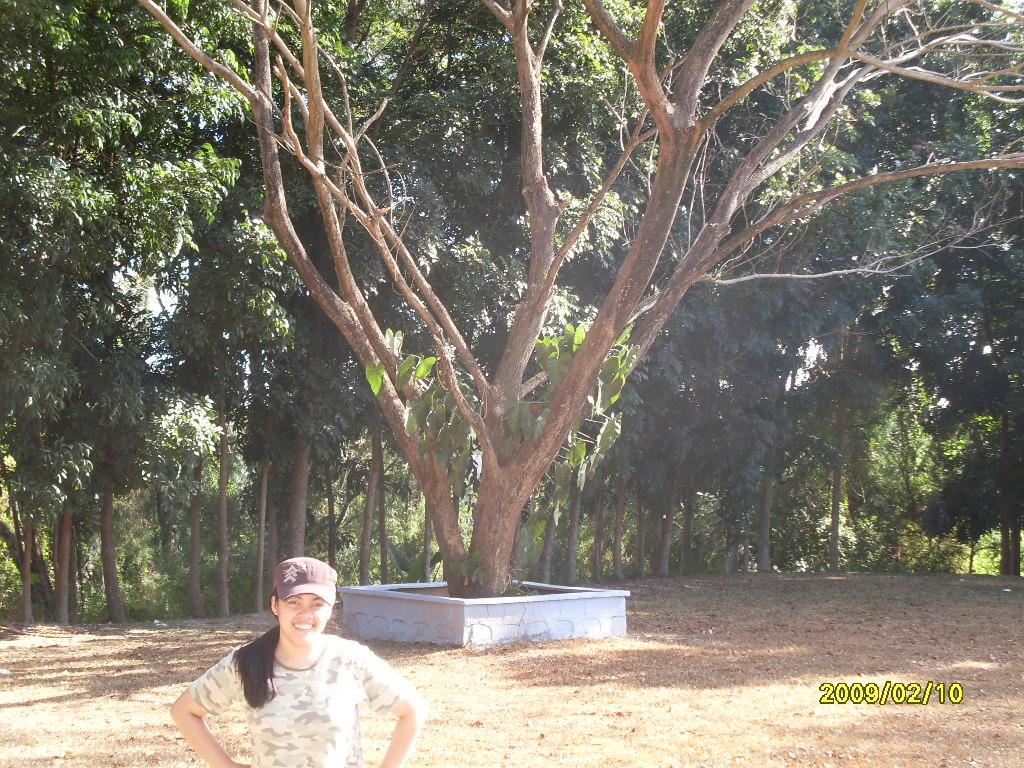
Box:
[414,356,437,379]
[397,355,417,390]
[365,362,385,395]
[573,324,586,352]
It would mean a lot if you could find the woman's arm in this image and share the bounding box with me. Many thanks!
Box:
[379,695,427,768]
[170,689,249,768]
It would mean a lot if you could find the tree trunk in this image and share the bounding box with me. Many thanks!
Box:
[21,515,34,624]
[31,528,54,618]
[255,460,270,610]
[267,462,280,582]
[325,463,337,571]
[655,478,678,577]
[422,492,433,582]
[99,492,126,623]
[377,455,388,584]
[216,395,231,617]
[287,432,312,558]
[539,504,556,583]
[55,512,73,625]
[724,535,739,576]
[757,479,774,573]
[636,497,646,578]
[612,474,626,581]
[997,412,1014,575]
[679,488,695,575]
[968,541,976,575]
[830,412,847,573]
[360,427,382,585]
[564,482,582,585]
[154,486,172,556]
[69,518,80,622]
[188,459,205,619]
[591,484,606,581]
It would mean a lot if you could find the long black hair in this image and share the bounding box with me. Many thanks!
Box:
[234,601,280,708]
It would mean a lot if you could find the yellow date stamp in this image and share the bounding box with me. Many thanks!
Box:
[818,681,964,705]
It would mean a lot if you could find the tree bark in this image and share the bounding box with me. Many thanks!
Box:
[21,514,34,624]
[188,459,205,619]
[325,463,337,571]
[154,486,172,556]
[69,517,80,622]
[377,455,388,584]
[636,497,646,578]
[360,427,382,585]
[287,432,312,558]
[757,480,774,573]
[216,395,231,617]
[564,482,582,586]
[539,504,556,583]
[267,462,280,583]
[830,412,847,573]
[679,488,695,575]
[55,512,74,625]
[422,491,433,582]
[591,484,606,581]
[724,535,739,576]
[655,478,679,577]
[255,460,270,610]
[997,412,1015,575]
[99,491,126,623]
[612,474,626,581]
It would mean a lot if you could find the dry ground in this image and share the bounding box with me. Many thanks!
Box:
[1,573,1021,768]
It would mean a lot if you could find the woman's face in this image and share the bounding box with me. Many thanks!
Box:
[271,592,333,645]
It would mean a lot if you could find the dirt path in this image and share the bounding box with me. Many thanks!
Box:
[1,573,1021,767]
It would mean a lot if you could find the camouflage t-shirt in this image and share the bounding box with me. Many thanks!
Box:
[189,634,414,768]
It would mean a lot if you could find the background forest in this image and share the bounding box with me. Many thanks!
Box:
[2,0,1022,623]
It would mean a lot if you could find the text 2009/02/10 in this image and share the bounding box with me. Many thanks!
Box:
[818,681,964,705]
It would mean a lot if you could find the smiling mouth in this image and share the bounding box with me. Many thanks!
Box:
[293,623,315,631]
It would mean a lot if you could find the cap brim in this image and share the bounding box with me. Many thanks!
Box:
[276,583,337,604]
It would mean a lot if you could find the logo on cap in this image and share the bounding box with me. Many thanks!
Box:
[282,564,301,582]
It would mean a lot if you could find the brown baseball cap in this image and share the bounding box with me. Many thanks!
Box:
[272,557,338,604]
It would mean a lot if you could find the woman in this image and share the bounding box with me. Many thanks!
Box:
[170,556,426,767]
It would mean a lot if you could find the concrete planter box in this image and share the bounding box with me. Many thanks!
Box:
[340,581,630,646]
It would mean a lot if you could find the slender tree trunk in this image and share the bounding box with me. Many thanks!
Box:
[565,482,582,585]
[679,488,695,574]
[188,459,205,619]
[154,487,172,556]
[55,512,73,625]
[287,432,312,558]
[69,518,80,622]
[612,474,626,581]
[757,479,774,573]
[422,492,433,582]
[21,514,34,624]
[378,456,388,584]
[636,497,646,578]
[216,395,231,617]
[267,464,280,584]
[360,427,382,585]
[968,541,976,575]
[656,478,678,577]
[591,484,606,581]
[255,460,270,611]
[325,463,337,571]
[540,504,556,583]
[99,491,126,623]
[997,412,1014,575]
[724,535,739,576]
[830,412,847,573]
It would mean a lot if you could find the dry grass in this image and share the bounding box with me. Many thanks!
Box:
[1,573,1022,768]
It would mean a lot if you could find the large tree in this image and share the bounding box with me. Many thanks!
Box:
[138,0,1023,596]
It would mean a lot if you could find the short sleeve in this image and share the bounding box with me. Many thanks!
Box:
[357,645,418,714]
[188,649,244,716]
